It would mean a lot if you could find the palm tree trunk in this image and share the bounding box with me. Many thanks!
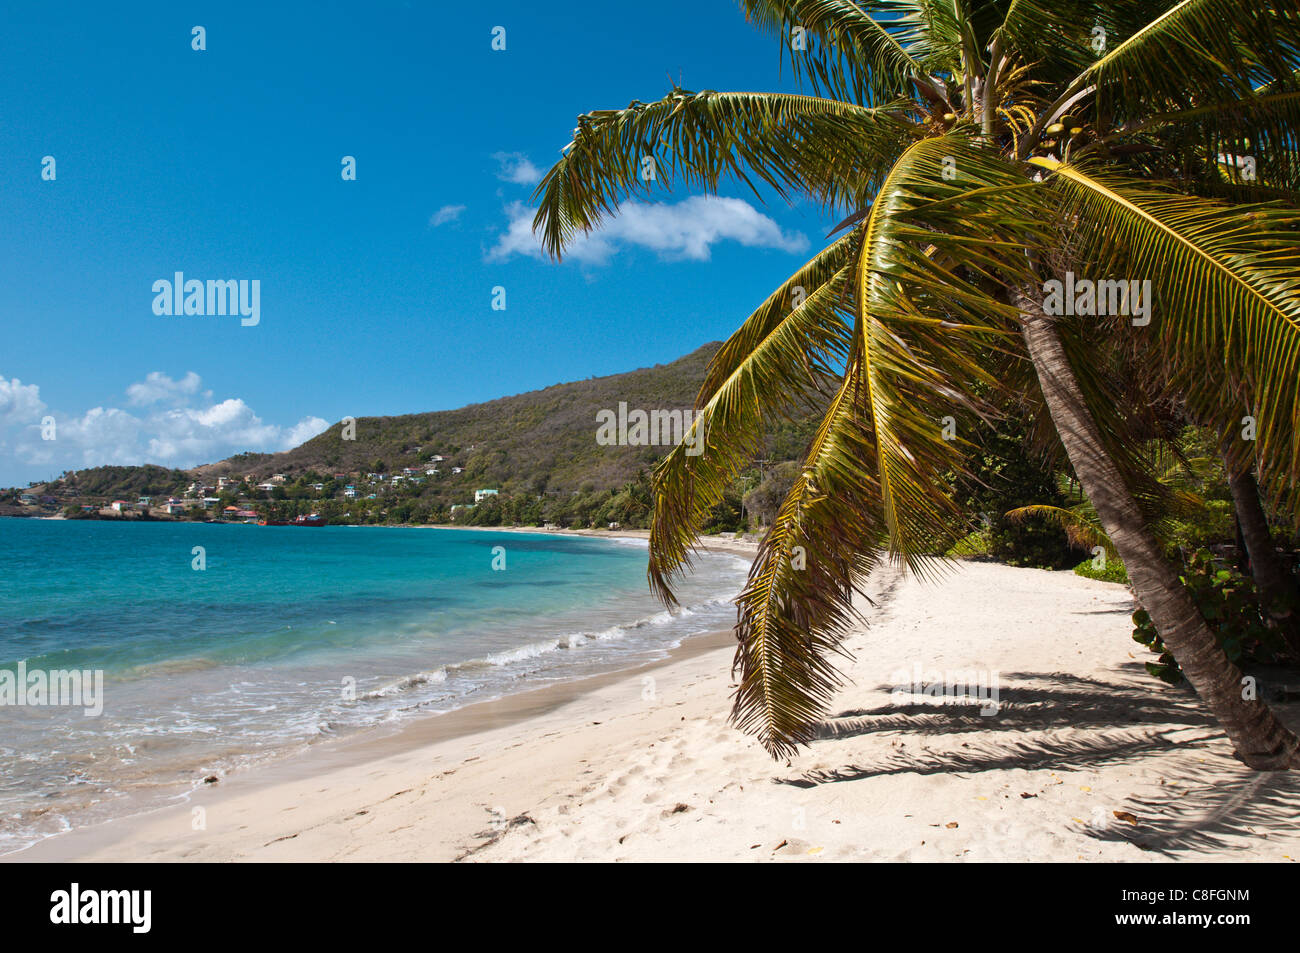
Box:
[1224,461,1300,660]
[1018,296,1299,769]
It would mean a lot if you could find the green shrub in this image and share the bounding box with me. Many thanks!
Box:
[946,529,992,558]
[1072,556,1129,584]
[1131,548,1286,684]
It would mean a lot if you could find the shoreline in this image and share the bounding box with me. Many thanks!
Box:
[11,559,1299,862]
[6,623,742,862]
[4,530,756,862]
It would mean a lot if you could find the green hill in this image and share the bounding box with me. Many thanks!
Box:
[197,341,726,492]
[11,341,820,528]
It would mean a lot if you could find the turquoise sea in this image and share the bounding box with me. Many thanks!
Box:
[0,519,748,853]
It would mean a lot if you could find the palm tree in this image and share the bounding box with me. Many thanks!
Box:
[533,1,1300,767]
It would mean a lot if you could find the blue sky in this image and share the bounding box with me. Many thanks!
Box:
[0,1,838,487]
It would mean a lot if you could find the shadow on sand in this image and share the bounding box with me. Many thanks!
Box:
[778,666,1300,858]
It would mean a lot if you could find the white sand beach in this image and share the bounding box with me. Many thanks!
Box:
[11,558,1299,863]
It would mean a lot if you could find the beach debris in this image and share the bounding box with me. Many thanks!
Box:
[1020,792,1036,798]
[946,822,959,828]
[203,775,219,784]
[807,847,823,855]
[1113,811,1139,825]
[663,802,690,818]
[773,839,788,852]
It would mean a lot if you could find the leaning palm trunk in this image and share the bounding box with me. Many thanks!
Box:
[1021,297,1299,769]
[532,0,1300,762]
[1225,462,1300,660]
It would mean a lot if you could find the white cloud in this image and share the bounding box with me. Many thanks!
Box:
[126,370,204,406]
[1,371,330,484]
[283,415,332,448]
[492,151,542,186]
[429,204,466,227]
[487,196,809,264]
[0,376,46,426]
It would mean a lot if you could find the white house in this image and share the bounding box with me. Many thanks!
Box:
[474,489,499,503]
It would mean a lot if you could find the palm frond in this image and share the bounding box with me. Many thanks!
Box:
[1005,503,1112,552]
[533,88,913,259]
[1083,1,1300,115]
[732,355,887,756]
[737,0,930,104]
[648,234,858,602]
[1032,158,1300,518]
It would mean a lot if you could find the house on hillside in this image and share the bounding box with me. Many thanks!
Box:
[451,467,464,475]
[111,500,132,512]
[474,489,499,503]
[138,496,153,506]
[257,482,277,492]
[164,503,188,515]
[19,493,37,504]
[343,486,357,499]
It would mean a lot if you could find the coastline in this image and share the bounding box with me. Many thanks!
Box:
[3,527,757,861]
[12,558,1298,862]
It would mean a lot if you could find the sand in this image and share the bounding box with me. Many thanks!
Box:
[10,558,1300,863]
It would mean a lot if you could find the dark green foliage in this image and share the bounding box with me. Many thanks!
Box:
[1132,549,1287,684]
[954,418,1080,569]
[58,465,191,501]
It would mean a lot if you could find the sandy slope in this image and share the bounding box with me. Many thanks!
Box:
[13,560,1300,863]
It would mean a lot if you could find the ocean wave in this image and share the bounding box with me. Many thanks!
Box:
[352,590,737,704]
